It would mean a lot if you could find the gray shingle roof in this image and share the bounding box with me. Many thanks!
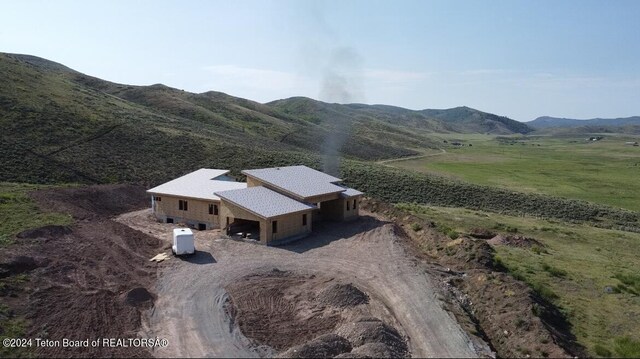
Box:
[147,168,247,200]
[340,187,364,198]
[242,165,345,199]
[215,186,316,219]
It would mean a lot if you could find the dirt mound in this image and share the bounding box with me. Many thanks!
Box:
[334,353,366,358]
[1,184,162,358]
[456,270,573,358]
[442,237,499,270]
[29,184,149,220]
[0,255,49,278]
[469,227,497,239]
[0,255,38,277]
[279,334,408,358]
[270,267,289,276]
[123,287,155,308]
[16,225,72,240]
[27,286,146,357]
[318,283,369,308]
[279,334,352,358]
[359,198,576,358]
[226,271,407,357]
[334,353,372,358]
[488,234,544,248]
[226,270,341,351]
[350,342,400,358]
[336,317,408,358]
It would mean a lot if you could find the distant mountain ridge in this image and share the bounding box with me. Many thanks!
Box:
[267,98,533,135]
[528,116,640,129]
[421,106,533,134]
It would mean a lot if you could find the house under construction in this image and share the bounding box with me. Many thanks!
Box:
[147,165,363,245]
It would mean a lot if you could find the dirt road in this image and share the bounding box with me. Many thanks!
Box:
[377,148,447,165]
[117,209,479,358]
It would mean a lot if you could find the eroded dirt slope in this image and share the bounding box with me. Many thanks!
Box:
[1,185,162,358]
[361,198,579,358]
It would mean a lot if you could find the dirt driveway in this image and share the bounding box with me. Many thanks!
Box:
[116,209,480,358]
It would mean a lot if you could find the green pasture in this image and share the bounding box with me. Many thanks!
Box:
[387,134,640,211]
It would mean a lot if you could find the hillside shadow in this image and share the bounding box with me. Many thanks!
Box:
[532,292,587,357]
[177,250,216,265]
[278,215,390,254]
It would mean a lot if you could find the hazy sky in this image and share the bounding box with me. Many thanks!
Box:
[1,0,639,121]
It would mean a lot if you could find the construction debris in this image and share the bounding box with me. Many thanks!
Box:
[150,253,170,262]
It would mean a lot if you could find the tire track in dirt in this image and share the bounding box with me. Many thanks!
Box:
[0,186,163,358]
[119,210,480,358]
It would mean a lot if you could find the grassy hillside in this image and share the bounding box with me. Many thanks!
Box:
[265,97,444,158]
[0,52,434,180]
[269,97,533,136]
[0,52,636,221]
[0,183,72,246]
[1,53,638,229]
[0,52,536,185]
[399,203,640,358]
[386,134,640,212]
[420,106,533,134]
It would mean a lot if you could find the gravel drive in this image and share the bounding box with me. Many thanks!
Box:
[117,209,478,358]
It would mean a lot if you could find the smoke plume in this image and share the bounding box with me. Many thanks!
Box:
[319,47,363,176]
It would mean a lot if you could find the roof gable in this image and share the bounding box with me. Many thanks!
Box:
[215,186,315,218]
[339,187,364,198]
[242,165,345,199]
[147,168,247,200]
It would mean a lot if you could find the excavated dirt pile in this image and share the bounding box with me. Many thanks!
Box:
[336,317,408,357]
[0,255,49,279]
[280,334,352,358]
[468,227,497,239]
[318,283,369,308]
[16,225,72,240]
[226,270,341,351]
[123,287,156,309]
[443,237,499,270]
[488,234,545,248]
[1,185,162,358]
[361,198,581,358]
[226,269,408,358]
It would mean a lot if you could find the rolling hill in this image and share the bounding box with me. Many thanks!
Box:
[268,98,532,135]
[528,115,640,129]
[0,52,532,185]
[420,106,533,134]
